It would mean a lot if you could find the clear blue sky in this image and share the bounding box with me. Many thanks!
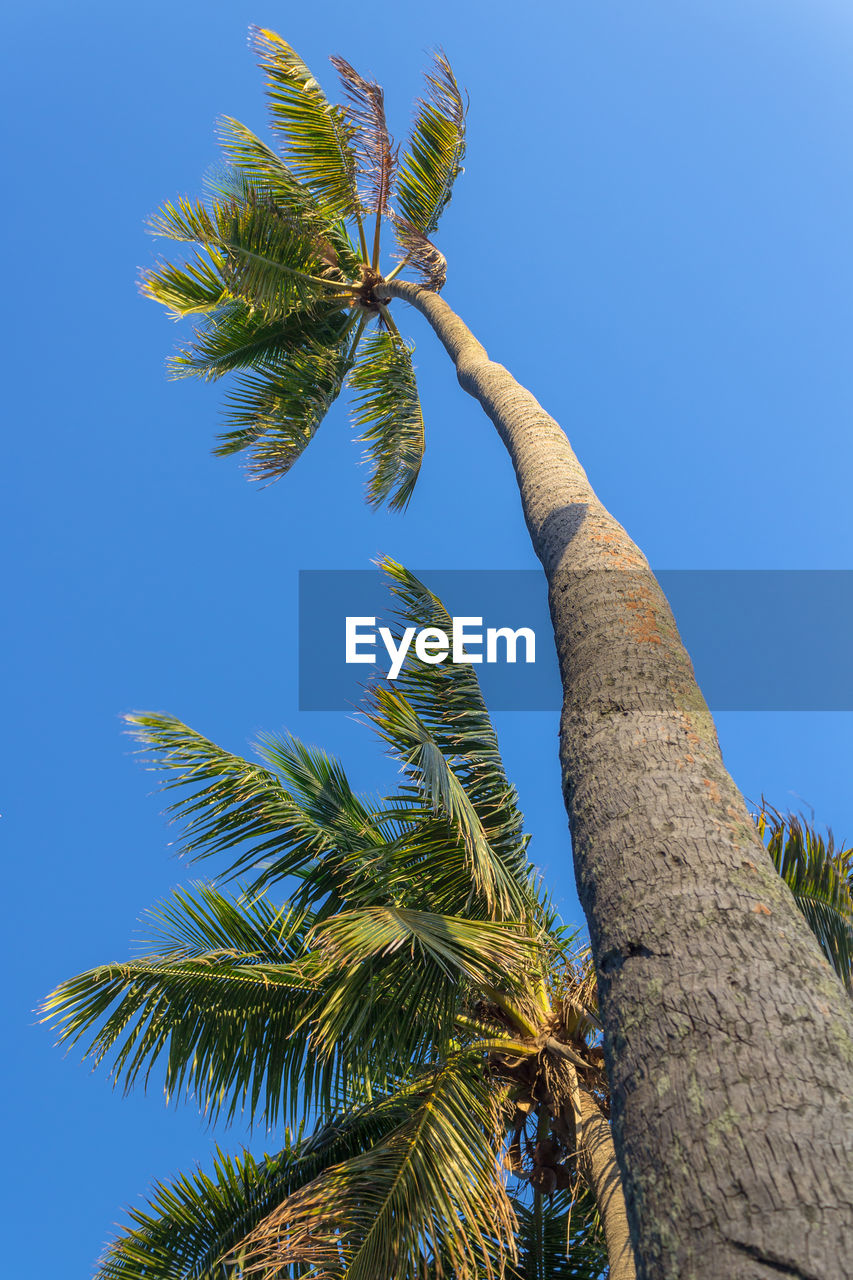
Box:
[4,1,853,1273]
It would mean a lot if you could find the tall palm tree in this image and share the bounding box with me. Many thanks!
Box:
[44,564,633,1280]
[141,31,853,1276]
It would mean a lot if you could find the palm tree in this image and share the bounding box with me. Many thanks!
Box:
[141,31,853,1276]
[44,564,633,1280]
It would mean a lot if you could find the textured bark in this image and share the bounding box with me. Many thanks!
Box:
[568,1067,637,1280]
[385,278,853,1280]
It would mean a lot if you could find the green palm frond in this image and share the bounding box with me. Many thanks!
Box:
[307,906,540,1067]
[147,192,343,319]
[251,27,361,223]
[216,327,357,480]
[123,714,388,900]
[97,1146,288,1280]
[395,50,467,236]
[369,684,526,919]
[168,300,346,383]
[234,1058,515,1280]
[42,886,335,1126]
[758,805,853,990]
[97,1097,418,1280]
[511,1186,609,1280]
[216,115,361,276]
[372,561,533,909]
[141,252,229,318]
[349,327,425,510]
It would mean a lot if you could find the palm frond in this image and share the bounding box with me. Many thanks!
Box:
[370,561,533,913]
[216,329,355,481]
[349,327,425,510]
[97,1097,418,1280]
[148,192,341,320]
[234,1057,515,1280]
[141,252,229,318]
[251,28,360,222]
[216,115,360,277]
[510,1186,609,1280]
[369,684,526,919]
[168,300,346,383]
[758,805,853,989]
[395,50,466,236]
[123,714,388,900]
[41,886,335,1126]
[393,216,448,291]
[331,57,396,218]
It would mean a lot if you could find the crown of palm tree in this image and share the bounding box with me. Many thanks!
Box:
[43,563,613,1280]
[143,29,466,507]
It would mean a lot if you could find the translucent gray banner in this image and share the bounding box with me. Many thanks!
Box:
[298,570,853,712]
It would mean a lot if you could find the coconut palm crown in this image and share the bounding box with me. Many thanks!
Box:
[143,28,465,507]
[43,563,623,1280]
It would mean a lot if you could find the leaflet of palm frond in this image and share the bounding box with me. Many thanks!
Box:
[393,216,448,291]
[251,27,360,222]
[758,804,853,989]
[231,1057,515,1280]
[349,327,425,510]
[330,56,397,216]
[369,684,527,920]
[395,50,467,236]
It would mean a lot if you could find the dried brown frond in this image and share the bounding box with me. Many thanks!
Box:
[392,216,448,291]
[331,56,396,215]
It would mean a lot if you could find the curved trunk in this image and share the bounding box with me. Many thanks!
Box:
[385,279,853,1280]
[567,1066,637,1280]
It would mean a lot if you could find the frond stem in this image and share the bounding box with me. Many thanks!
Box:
[481,986,540,1039]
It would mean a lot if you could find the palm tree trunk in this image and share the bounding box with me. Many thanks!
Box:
[384,278,853,1280]
[567,1066,636,1280]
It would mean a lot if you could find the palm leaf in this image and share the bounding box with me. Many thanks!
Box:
[392,216,448,291]
[251,27,360,222]
[168,300,347,383]
[216,329,355,481]
[349,327,425,510]
[97,1098,419,1280]
[123,714,390,900]
[141,252,229,318]
[395,50,466,236]
[510,1186,609,1280]
[369,684,526,919]
[758,805,853,990]
[216,115,360,276]
[148,193,337,319]
[330,57,396,218]
[41,886,337,1126]
[234,1057,515,1280]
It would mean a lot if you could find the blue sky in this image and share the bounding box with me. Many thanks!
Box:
[4,1,853,1273]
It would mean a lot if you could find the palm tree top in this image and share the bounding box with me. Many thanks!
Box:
[143,29,467,505]
[42,562,613,1280]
